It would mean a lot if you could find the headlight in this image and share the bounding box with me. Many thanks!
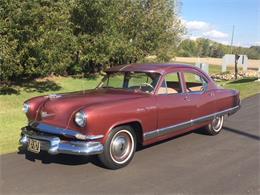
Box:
[22,103,30,113]
[75,111,87,127]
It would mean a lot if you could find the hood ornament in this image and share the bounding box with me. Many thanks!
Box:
[48,94,62,99]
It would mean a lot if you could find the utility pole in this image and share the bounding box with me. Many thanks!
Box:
[235,54,240,80]
[230,25,235,54]
[230,25,238,80]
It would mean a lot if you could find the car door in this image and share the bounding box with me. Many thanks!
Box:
[182,71,216,121]
[156,71,193,137]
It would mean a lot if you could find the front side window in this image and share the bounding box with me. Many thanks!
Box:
[158,72,182,95]
[98,72,160,93]
[183,72,208,92]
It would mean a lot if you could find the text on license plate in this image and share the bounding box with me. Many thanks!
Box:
[28,139,41,153]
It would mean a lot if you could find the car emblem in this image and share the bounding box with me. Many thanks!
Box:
[41,111,54,118]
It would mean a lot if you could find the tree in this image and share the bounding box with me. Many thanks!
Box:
[71,0,184,71]
[0,0,76,81]
[177,39,198,57]
[0,0,184,82]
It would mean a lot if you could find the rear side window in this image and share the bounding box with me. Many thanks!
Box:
[183,72,207,92]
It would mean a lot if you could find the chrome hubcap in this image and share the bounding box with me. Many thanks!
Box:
[212,116,223,132]
[110,130,134,164]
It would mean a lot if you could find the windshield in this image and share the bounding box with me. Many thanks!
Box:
[98,72,161,93]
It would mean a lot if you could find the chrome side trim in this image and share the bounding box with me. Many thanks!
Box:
[86,135,104,140]
[28,121,104,140]
[20,130,104,156]
[144,105,240,141]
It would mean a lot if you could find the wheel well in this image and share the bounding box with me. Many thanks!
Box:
[114,121,143,146]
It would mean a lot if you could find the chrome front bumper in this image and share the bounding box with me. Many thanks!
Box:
[20,127,104,156]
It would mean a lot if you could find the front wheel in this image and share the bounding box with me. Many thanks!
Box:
[98,125,136,169]
[204,115,224,135]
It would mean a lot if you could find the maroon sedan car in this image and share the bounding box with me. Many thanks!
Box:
[20,64,240,169]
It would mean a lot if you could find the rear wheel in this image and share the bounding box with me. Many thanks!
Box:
[99,125,136,169]
[204,115,224,135]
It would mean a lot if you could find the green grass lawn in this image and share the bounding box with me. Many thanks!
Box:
[0,68,259,155]
[218,78,260,99]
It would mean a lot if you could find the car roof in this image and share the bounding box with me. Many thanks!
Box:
[106,63,203,75]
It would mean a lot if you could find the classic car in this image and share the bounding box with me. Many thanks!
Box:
[20,64,240,169]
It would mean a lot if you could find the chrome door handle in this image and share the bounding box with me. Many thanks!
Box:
[184,96,191,101]
[209,92,214,96]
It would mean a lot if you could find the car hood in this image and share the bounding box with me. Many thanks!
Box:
[36,88,148,129]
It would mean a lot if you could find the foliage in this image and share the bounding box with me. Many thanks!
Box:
[0,0,184,82]
[0,0,76,81]
[70,0,184,72]
[177,38,260,59]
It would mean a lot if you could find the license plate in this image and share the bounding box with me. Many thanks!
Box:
[27,139,41,153]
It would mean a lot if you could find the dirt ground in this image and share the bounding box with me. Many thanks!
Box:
[173,57,260,69]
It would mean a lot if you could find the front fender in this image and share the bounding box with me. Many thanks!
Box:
[100,118,144,144]
[84,97,157,144]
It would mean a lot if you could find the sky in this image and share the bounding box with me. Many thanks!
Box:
[180,0,260,47]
